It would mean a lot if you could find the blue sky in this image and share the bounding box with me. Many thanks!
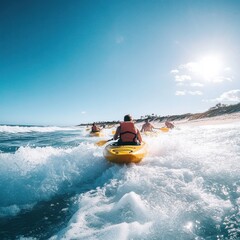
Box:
[1,0,240,125]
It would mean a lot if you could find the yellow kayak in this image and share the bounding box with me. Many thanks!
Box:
[142,128,169,137]
[103,142,147,164]
[160,127,169,132]
[89,131,104,137]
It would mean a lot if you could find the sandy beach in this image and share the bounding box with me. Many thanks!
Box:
[136,112,240,130]
[175,112,240,127]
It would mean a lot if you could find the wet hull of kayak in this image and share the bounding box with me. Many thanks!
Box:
[159,127,169,132]
[89,132,103,137]
[103,142,147,164]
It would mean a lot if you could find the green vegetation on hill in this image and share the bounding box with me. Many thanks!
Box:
[189,103,240,120]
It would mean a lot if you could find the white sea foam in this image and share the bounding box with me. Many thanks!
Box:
[0,125,76,133]
[50,122,240,239]
[0,143,108,217]
[1,122,240,239]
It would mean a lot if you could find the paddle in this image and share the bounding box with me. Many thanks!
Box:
[144,127,169,133]
[96,138,114,146]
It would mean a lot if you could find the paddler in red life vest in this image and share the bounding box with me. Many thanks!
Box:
[91,123,101,132]
[113,114,142,145]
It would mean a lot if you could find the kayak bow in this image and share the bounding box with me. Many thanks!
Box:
[103,142,147,164]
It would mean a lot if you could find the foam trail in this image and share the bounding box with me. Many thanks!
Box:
[0,143,108,217]
[51,123,240,240]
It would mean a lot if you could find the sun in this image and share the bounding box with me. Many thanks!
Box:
[198,55,222,80]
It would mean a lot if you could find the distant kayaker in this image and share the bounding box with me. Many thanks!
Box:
[141,119,155,132]
[113,114,142,145]
[165,121,174,129]
[91,123,101,132]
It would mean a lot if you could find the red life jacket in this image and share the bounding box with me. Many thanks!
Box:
[120,122,137,143]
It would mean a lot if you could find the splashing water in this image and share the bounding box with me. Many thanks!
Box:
[0,123,239,239]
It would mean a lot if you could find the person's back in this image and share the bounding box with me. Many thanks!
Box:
[165,121,174,129]
[141,119,154,132]
[114,114,142,145]
[91,123,100,132]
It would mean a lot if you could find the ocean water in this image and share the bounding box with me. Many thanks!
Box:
[0,123,239,240]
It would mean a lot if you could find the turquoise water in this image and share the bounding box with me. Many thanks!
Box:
[0,123,239,239]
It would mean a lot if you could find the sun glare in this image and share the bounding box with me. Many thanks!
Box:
[198,55,222,80]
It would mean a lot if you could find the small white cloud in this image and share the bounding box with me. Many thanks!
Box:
[176,82,186,86]
[210,76,233,83]
[81,111,86,114]
[225,77,233,81]
[188,91,203,96]
[175,90,186,96]
[175,75,192,82]
[202,99,210,102]
[116,35,125,44]
[204,89,240,102]
[171,69,179,74]
[179,62,200,73]
[220,77,233,82]
[224,67,231,71]
[175,90,203,96]
[216,89,240,102]
[190,82,204,87]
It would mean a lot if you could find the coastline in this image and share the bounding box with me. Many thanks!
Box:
[135,112,240,129]
[79,103,240,128]
[172,112,240,127]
